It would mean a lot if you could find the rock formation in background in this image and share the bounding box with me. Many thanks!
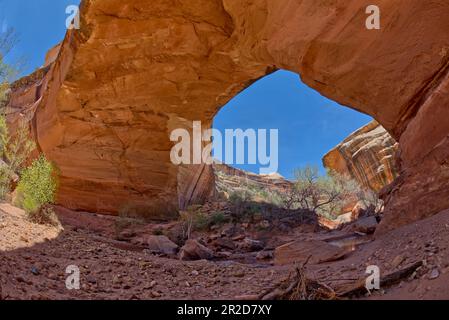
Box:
[323,120,399,193]
[214,163,292,195]
[4,0,449,233]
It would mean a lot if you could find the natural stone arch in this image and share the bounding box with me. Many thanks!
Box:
[7,0,449,232]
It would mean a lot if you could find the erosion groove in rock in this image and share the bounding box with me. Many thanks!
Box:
[5,0,449,230]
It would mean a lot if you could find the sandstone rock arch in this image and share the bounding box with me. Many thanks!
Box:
[7,0,449,232]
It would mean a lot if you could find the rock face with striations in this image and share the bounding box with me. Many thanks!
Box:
[323,120,399,192]
[5,0,449,232]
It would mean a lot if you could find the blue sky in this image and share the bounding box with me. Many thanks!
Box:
[0,0,81,75]
[214,71,372,178]
[1,0,372,179]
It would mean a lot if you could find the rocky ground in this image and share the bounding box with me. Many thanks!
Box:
[1,200,449,300]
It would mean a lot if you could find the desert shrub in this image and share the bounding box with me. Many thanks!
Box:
[192,212,210,231]
[178,206,232,239]
[282,165,380,218]
[229,189,252,205]
[265,190,284,207]
[209,211,230,226]
[0,82,8,106]
[114,203,146,238]
[16,155,57,214]
[0,116,36,199]
[179,206,208,239]
[117,200,178,222]
[0,164,10,198]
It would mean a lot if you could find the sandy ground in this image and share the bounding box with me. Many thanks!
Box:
[1,203,449,300]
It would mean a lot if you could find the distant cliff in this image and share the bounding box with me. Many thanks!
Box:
[323,121,399,192]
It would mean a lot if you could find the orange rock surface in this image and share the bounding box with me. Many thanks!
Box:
[323,121,399,192]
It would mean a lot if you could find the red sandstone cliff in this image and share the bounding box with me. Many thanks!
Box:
[323,120,399,193]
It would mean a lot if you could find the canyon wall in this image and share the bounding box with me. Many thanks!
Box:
[6,0,449,231]
[323,121,399,192]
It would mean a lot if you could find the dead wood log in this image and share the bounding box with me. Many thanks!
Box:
[258,256,338,300]
[336,261,423,297]
[259,260,423,300]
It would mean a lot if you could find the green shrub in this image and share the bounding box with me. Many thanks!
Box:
[179,206,217,239]
[209,211,230,226]
[194,213,210,231]
[229,190,253,205]
[282,165,381,218]
[114,203,146,238]
[0,115,36,199]
[0,163,11,199]
[16,155,57,213]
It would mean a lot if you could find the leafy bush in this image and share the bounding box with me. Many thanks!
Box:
[0,164,10,199]
[229,189,253,205]
[209,211,230,226]
[179,206,208,239]
[282,165,380,218]
[0,116,36,199]
[114,203,146,238]
[16,155,57,214]
[179,206,231,239]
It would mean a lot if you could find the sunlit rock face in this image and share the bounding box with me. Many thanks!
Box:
[6,0,449,230]
[323,121,399,193]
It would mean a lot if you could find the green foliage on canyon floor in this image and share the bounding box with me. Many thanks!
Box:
[15,155,58,214]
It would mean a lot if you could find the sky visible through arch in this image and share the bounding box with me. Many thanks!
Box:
[1,0,372,179]
[213,70,372,178]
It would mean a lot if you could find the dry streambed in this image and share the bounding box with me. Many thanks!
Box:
[1,205,449,300]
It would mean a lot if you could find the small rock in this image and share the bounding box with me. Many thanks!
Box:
[191,270,199,276]
[31,267,40,276]
[429,268,440,280]
[238,238,264,252]
[231,234,245,241]
[16,276,26,283]
[216,251,232,259]
[112,275,122,285]
[146,235,179,256]
[233,270,245,278]
[86,275,97,284]
[211,238,235,251]
[179,239,214,261]
[256,251,273,260]
[391,255,405,268]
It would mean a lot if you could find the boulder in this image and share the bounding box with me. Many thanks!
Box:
[179,239,214,261]
[351,216,378,234]
[238,238,265,252]
[274,240,349,266]
[256,250,273,261]
[146,235,178,256]
[210,237,236,251]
